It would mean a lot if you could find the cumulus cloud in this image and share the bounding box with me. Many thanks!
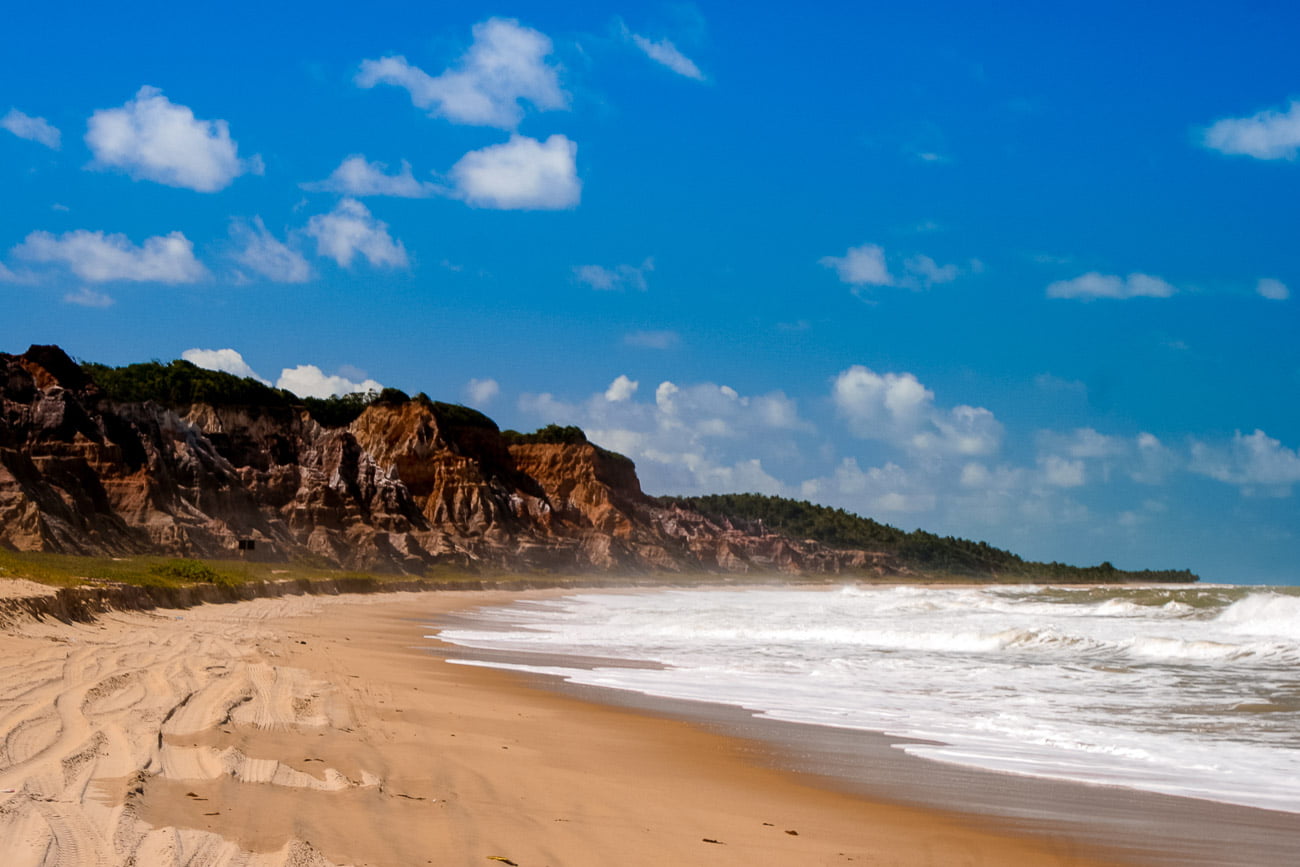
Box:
[822,244,968,291]
[1190,429,1300,493]
[302,155,438,198]
[448,134,580,210]
[62,287,113,308]
[1202,100,1300,160]
[574,257,653,291]
[519,378,807,495]
[1256,278,1289,300]
[604,375,638,402]
[305,198,408,268]
[230,217,311,283]
[356,18,566,129]
[1046,271,1176,300]
[276,364,383,399]
[465,377,500,406]
[831,365,1002,457]
[84,87,259,192]
[627,31,705,80]
[820,243,892,286]
[182,348,271,384]
[1035,428,1180,487]
[12,229,208,283]
[2,108,61,149]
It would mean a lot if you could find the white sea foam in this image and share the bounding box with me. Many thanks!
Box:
[435,584,1300,813]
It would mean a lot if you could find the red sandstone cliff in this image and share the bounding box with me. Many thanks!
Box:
[0,346,903,576]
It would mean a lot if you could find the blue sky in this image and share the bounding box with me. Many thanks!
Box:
[3,1,1298,582]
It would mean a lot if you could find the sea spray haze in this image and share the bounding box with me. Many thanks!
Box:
[439,584,1300,813]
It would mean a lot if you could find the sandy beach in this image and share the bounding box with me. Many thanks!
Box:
[0,587,1291,866]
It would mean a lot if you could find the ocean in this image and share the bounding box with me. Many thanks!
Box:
[434,583,1300,814]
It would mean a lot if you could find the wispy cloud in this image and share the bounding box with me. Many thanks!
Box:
[1046,272,1176,300]
[623,25,705,81]
[1,108,61,149]
[624,330,680,349]
[230,217,312,283]
[62,287,113,308]
[573,257,653,290]
[302,155,438,198]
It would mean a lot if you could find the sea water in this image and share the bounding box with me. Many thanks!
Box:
[434,584,1300,813]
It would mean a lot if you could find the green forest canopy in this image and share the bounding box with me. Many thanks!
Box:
[659,493,1198,582]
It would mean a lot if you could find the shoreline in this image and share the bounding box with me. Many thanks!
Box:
[0,587,1291,865]
[429,594,1300,867]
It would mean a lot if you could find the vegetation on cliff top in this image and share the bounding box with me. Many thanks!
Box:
[502,424,636,470]
[80,359,495,430]
[659,493,1198,583]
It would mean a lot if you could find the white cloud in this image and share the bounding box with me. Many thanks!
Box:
[1038,427,1126,460]
[302,155,437,198]
[1132,432,1179,484]
[276,364,383,399]
[230,217,311,283]
[1202,100,1300,160]
[801,458,936,513]
[84,86,259,192]
[831,366,933,436]
[448,134,580,210]
[604,375,638,402]
[1257,278,1289,301]
[1040,455,1086,487]
[356,17,566,129]
[820,243,892,286]
[1046,271,1176,300]
[574,257,653,291]
[2,108,61,149]
[1190,429,1300,493]
[624,330,680,350]
[12,229,208,283]
[628,32,705,80]
[305,198,408,268]
[62,287,113,308]
[0,262,20,283]
[831,365,1002,457]
[520,378,806,495]
[903,254,960,287]
[465,378,500,406]
[182,348,271,384]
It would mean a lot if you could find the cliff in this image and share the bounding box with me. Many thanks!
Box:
[0,346,907,577]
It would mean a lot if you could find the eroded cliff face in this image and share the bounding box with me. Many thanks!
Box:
[0,346,903,576]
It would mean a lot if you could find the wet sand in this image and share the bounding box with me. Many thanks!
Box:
[0,588,1293,865]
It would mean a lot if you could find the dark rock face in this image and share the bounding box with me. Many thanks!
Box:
[0,346,904,576]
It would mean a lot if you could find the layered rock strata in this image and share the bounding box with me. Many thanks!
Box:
[1,346,902,576]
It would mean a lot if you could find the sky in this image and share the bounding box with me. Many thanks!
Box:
[2,1,1298,583]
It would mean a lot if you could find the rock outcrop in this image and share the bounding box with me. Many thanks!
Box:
[1,345,904,577]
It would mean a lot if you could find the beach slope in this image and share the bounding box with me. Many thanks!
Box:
[0,590,1116,866]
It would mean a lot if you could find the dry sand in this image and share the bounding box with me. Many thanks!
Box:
[0,588,1207,865]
